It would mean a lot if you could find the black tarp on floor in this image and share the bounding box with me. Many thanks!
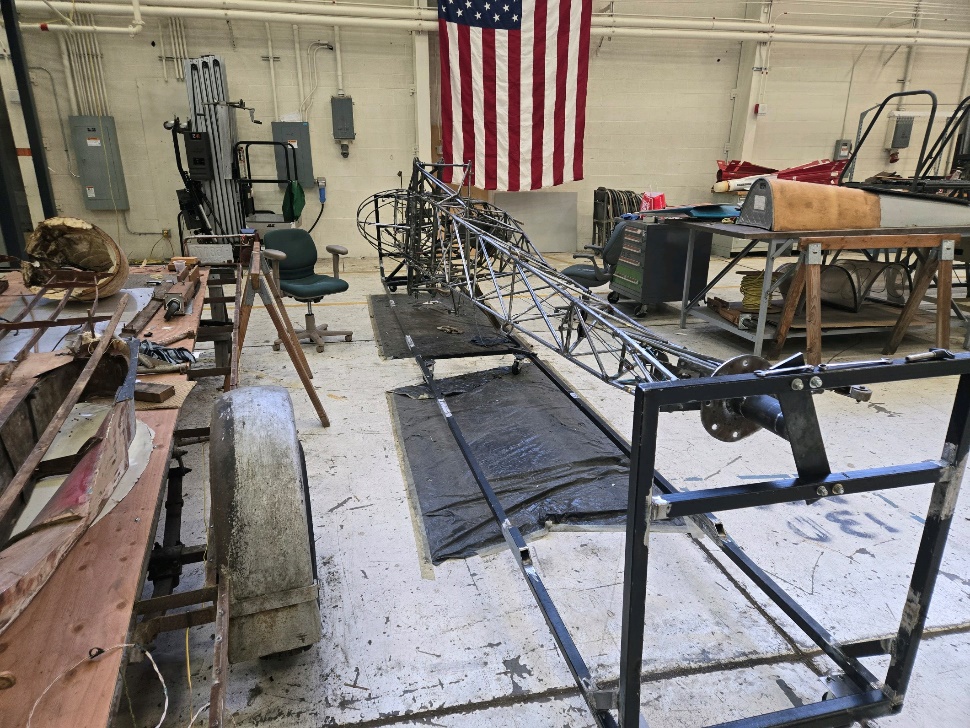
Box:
[369,293,511,359]
[390,365,629,563]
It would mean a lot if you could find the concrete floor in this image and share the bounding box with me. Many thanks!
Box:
[118,252,970,727]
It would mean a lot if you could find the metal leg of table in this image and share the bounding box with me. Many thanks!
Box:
[751,238,787,357]
[679,230,696,329]
[681,238,761,328]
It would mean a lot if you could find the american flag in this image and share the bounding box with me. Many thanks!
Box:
[438,0,593,191]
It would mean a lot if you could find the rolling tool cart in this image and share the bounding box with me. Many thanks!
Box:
[608,220,713,316]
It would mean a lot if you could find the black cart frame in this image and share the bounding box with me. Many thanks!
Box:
[408,332,970,727]
[620,355,970,727]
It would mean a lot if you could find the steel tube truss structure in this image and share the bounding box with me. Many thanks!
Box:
[358,160,970,727]
[358,161,723,390]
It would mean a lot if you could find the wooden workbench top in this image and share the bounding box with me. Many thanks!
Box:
[0,266,211,727]
[666,218,970,240]
[0,408,177,727]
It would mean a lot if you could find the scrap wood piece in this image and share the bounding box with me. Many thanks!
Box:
[706,296,742,325]
[122,282,174,336]
[134,381,175,403]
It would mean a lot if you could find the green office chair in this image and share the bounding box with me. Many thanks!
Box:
[263,228,354,353]
[562,220,627,290]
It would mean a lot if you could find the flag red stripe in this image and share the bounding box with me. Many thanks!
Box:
[508,30,521,192]
[483,28,497,190]
[439,19,454,184]
[573,0,592,182]
[552,0,570,186]
[530,0,547,191]
[457,23,475,183]
[438,0,590,191]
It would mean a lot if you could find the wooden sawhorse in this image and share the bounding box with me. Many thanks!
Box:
[772,234,959,364]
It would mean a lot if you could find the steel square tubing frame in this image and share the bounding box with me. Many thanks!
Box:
[408,345,619,728]
[620,353,970,727]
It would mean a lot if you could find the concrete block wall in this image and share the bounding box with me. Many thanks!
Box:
[6,2,970,259]
[753,43,970,182]
[12,17,417,260]
[566,33,744,249]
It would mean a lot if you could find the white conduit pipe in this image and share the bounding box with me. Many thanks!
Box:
[91,26,111,115]
[174,17,186,80]
[33,22,140,34]
[57,0,970,42]
[20,3,439,32]
[592,14,970,41]
[266,22,279,120]
[56,33,78,114]
[899,5,923,106]
[179,19,189,78]
[334,25,344,97]
[67,34,90,115]
[130,0,143,31]
[87,29,106,115]
[78,29,101,115]
[18,2,970,48]
[167,17,178,80]
[78,28,98,114]
[159,17,167,80]
[293,25,304,120]
[590,26,970,47]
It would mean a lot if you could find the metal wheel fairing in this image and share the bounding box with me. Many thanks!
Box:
[209,385,322,663]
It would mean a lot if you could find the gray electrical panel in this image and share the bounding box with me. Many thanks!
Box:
[885,115,914,150]
[331,96,356,140]
[69,115,129,210]
[271,121,314,187]
[185,131,214,181]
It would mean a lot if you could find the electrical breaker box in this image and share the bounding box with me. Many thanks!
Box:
[271,121,314,187]
[885,115,914,150]
[184,131,214,181]
[69,115,129,210]
[331,96,356,140]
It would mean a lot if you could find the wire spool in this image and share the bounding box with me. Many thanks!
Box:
[739,270,783,311]
[21,217,129,301]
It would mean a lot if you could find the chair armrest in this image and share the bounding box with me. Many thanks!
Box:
[583,245,603,252]
[325,245,348,279]
[263,248,286,285]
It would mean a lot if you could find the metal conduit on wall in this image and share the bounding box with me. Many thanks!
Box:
[16,0,970,48]
[41,0,970,42]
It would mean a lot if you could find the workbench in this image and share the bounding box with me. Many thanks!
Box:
[0,267,212,727]
[669,220,970,362]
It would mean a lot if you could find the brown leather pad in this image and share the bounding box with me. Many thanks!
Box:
[766,179,881,231]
